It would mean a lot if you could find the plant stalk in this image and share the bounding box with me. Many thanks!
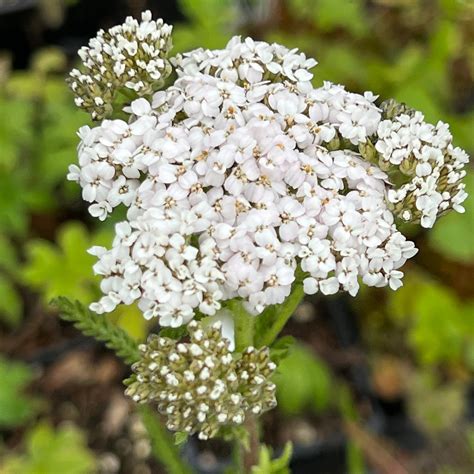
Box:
[229,299,255,351]
[255,282,305,348]
[242,416,260,473]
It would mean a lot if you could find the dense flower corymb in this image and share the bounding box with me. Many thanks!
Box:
[67,11,469,328]
[125,320,277,440]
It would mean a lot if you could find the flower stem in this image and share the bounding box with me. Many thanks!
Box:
[254,282,305,348]
[139,406,192,474]
[242,416,260,473]
[229,299,255,351]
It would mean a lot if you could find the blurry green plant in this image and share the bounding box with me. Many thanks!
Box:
[0,422,96,474]
[0,357,41,429]
[406,370,465,434]
[0,236,22,327]
[22,222,110,304]
[172,0,236,52]
[273,343,332,415]
[429,172,474,262]
[0,48,86,234]
[267,0,474,152]
[388,272,474,370]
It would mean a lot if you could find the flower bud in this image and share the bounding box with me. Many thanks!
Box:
[68,11,173,119]
[125,321,277,440]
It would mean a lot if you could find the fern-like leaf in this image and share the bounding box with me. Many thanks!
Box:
[51,297,140,364]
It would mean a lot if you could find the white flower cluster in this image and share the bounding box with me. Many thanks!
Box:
[68,12,468,327]
[376,111,469,228]
[172,36,317,92]
[69,70,417,323]
[68,11,173,119]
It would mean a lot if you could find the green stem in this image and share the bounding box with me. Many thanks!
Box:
[242,417,260,473]
[139,406,193,474]
[229,299,255,351]
[254,282,305,348]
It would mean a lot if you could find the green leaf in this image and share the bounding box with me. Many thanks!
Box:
[0,97,33,171]
[316,0,368,37]
[0,422,96,474]
[22,222,111,304]
[172,0,235,52]
[429,172,474,262]
[273,344,331,415]
[174,431,189,446]
[52,297,140,365]
[269,336,296,365]
[0,357,41,428]
[252,442,293,474]
[0,235,22,327]
[0,171,29,236]
[159,326,188,340]
[0,274,22,327]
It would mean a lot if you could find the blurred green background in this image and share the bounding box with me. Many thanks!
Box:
[0,0,473,473]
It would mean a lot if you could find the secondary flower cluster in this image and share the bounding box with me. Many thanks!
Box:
[375,111,469,228]
[125,320,277,440]
[68,11,173,119]
[68,11,469,326]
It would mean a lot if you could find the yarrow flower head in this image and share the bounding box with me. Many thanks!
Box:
[67,11,469,328]
[68,11,173,120]
[125,320,277,440]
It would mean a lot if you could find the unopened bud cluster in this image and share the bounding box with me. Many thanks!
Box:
[125,321,277,440]
[68,11,172,120]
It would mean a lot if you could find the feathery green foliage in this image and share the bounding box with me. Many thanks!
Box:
[51,297,140,364]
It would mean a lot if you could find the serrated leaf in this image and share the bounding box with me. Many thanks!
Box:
[174,431,189,446]
[252,442,293,474]
[52,297,141,365]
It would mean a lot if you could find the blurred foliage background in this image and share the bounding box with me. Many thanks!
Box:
[0,0,472,473]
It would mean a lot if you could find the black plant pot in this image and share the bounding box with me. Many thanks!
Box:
[183,433,348,474]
